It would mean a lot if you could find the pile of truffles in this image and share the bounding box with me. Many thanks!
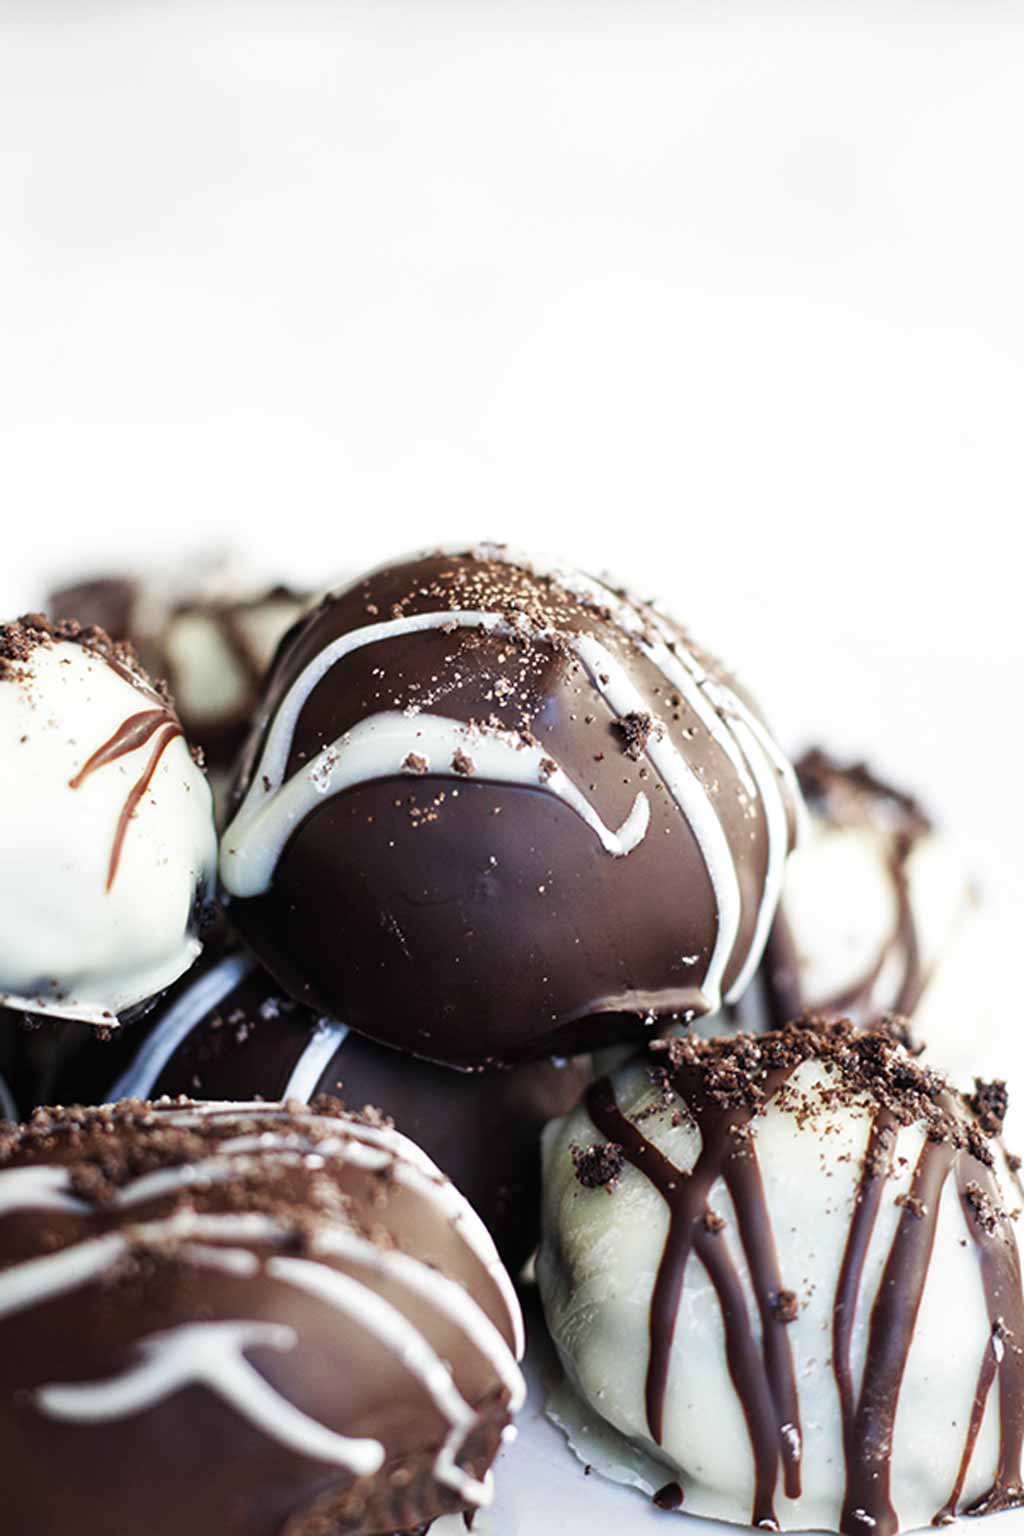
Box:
[0,544,1018,1536]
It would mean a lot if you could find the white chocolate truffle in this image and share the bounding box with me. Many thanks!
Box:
[162,589,307,732]
[763,749,976,1028]
[538,1024,1024,1534]
[0,617,217,1025]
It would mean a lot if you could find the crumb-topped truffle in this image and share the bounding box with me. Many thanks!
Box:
[539,1020,1024,1534]
[0,613,216,1026]
[0,1096,524,1536]
[219,546,802,1066]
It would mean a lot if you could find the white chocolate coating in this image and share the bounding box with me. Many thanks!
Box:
[538,1051,1024,1532]
[0,639,217,1023]
[778,814,975,1022]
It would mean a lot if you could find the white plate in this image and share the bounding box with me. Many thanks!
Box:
[435,1293,1024,1536]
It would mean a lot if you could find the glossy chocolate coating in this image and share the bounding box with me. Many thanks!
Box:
[221,549,801,1066]
[42,944,589,1272]
[0,1098,523,1536]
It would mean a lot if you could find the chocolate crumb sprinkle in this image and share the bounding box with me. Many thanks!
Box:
[613,710,656,761]
[571,1141,624,1191]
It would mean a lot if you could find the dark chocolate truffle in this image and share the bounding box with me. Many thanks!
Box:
[0,613,216,1028]
[50,570,309,778]
[44,942,590,1272]
[219,547,803,1066]
[0,1097,524,1536]
[540,1022,1024,1533]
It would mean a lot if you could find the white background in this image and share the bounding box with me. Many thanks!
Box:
[2,10,1024,1528]
[2,2,1023,905]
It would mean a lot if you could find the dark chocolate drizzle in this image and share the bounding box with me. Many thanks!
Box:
[832,1113,897,1469]
[653,1481,685,1510]
[839,1134,956,1535]
[583,1041,1024,1534]
[587,1068,801,1528]
[950,1151,1024,1520]
[935,1329,1003,1526]
[69,702,184,891]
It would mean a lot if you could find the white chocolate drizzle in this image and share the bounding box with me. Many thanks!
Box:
[281,1019,350,1102]
[108,951,254,1102]
[219,603,653,877]
[475,544,805,1004]
[153,1103,525,1357]
[223,704,650,900]
[0,1101,525,1501]
[36,1320,386,1476]
[267,1255,497,1504]
[311,1226,526,1411]
[105,960,350,1116]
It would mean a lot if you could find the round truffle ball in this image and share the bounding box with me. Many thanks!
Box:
[762,749,977,1028]
[220,547,802,1066]
[50,569,309,789]
[538,1022,1024,1533]
[0,615,217,1026]
[44,941,590,1272]
[0,1097,524,1536]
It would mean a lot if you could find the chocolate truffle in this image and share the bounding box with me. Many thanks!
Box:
[44,942,590,1272]
[539,1022,1024,1533]
[0,1097,524,1535]
[763,749,977,1027]
[0,615,216,1027]
[50,569,309,780]
[220,546,803,1066]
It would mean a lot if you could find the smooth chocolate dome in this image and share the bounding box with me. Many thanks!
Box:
[220,547,802,1066]
[0,1098,524,1535]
